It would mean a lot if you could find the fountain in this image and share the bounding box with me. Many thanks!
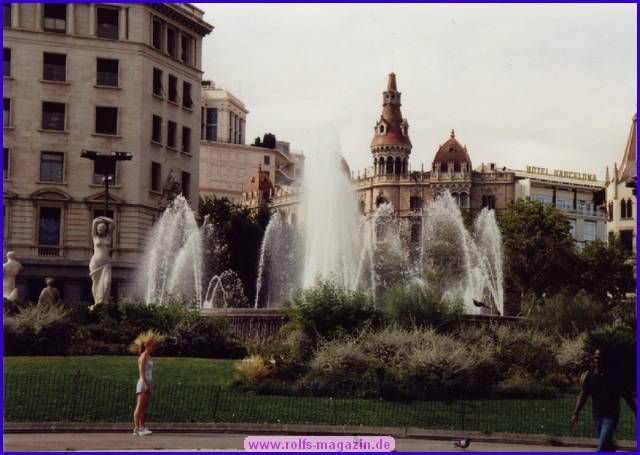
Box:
[418,192,504,315]
[136,195,247,308]
[254,133,375,307]
[254,143,504,314]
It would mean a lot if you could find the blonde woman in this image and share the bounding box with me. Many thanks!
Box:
[130,330,165,436]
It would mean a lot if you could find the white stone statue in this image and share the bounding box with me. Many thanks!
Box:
[3,251,22,301]
[90,216,115,306]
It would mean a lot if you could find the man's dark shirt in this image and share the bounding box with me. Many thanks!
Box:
[582,367,625,420]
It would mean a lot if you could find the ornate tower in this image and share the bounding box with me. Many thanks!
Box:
[371,73,412,175]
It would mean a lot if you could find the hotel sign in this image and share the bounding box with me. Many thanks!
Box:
[526,165,597,181]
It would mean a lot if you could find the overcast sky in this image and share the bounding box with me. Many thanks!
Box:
[197,3,637,179]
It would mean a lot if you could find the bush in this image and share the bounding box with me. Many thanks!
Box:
[282,280,382,345]
[556,335,588,386]
[583,325,636,391]
[4,302,71,355]
[302,327,495,399]
[234,354,272,385]
[379,282,463,330]
[303,338,373,396]
[459,324,558,385]
[525,290,607,337]
[4,298,246,358]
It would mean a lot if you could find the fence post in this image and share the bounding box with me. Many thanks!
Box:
[211,386,221,421]
[69,370,82,421]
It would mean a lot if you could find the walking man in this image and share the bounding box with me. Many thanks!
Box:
[571,348,636,451]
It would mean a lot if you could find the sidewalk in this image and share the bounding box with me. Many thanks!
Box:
[2,432,603,452]
[3,422,637,452]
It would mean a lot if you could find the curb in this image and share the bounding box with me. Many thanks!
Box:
[3,421,637,451]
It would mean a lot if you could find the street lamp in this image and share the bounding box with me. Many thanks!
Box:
[81,150,132,216]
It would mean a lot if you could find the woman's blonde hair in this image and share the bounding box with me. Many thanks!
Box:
[129,329,166,354]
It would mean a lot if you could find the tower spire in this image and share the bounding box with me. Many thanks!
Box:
[370,73,412,176]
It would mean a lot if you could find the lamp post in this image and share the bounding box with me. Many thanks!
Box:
[81,150,132,215]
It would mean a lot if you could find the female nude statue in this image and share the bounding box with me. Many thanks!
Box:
[90,216,115,306]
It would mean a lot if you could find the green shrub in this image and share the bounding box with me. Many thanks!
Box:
[303,338,373,396]
[556,335,588,386]
[4,298,246,358]
[458,324,558,385]
[583,325,636,391]
[4,302,71,355]
[525,290,607,337]
[301,327,495,399]
[379,282,463,330]
[282,280,382,344]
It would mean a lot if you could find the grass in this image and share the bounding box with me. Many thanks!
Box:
[4,356,236,387]
[3,357,636,441]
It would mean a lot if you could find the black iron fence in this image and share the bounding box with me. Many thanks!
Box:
[3,372,635,440]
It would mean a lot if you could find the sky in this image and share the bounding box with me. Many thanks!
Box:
[197,3,637,179]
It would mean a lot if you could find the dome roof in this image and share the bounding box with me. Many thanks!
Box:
[370,73,412,148]
[432,130,471,165]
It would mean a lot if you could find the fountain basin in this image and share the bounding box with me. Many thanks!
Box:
[198,308,523,346]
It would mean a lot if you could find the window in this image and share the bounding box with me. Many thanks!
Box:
[3,148,9,179]
[153,68,163,96]
[182,126,191,153]
[182,82,192,109]
[620,230,633,256]
[568,219,576,238]
[533,194,553,205]
[627,199,634,219]
[482,195,496,210]
[96,58,118,87]
[459,192,469,208]
[584,221,596,242]
[93,209,114,220]
[620,200,627,219]
[43,4,67,33]
[42,102,65,131]
[205,107,217,140]
[167,121,177,148]
[43,53,66,82]
[3,3,11,27]
[239,119,244,144]
[152,18,163,50]
[3,98,10,127]
[264,155,270,165]
[181,171,190,199]
[40,152,64,182]
[38,207,61,246]
[608,202,614,221]
[167,27,177,57]
[95,106,118,135]
[151,162,161,192]
[93,160,116,185]
[555,198,572,211]
[152,115,162,143]
[97,7,119,39]
[3,48,10,77]
[410,223,421,243]
[376,223,386,241]
[409,196,423,210]
[168,75,178,102]
[181,34,192,64]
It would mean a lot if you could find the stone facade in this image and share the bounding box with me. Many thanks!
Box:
[199,83,303,202]
[605,113,637,256]
[247,73,608,251]
[2,3,212,302]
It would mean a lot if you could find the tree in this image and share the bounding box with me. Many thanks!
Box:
[199,196,270,302]
[499,199,576,310]
[576,236,635,304]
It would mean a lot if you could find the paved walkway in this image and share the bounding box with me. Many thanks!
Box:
[3,432,599,452]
